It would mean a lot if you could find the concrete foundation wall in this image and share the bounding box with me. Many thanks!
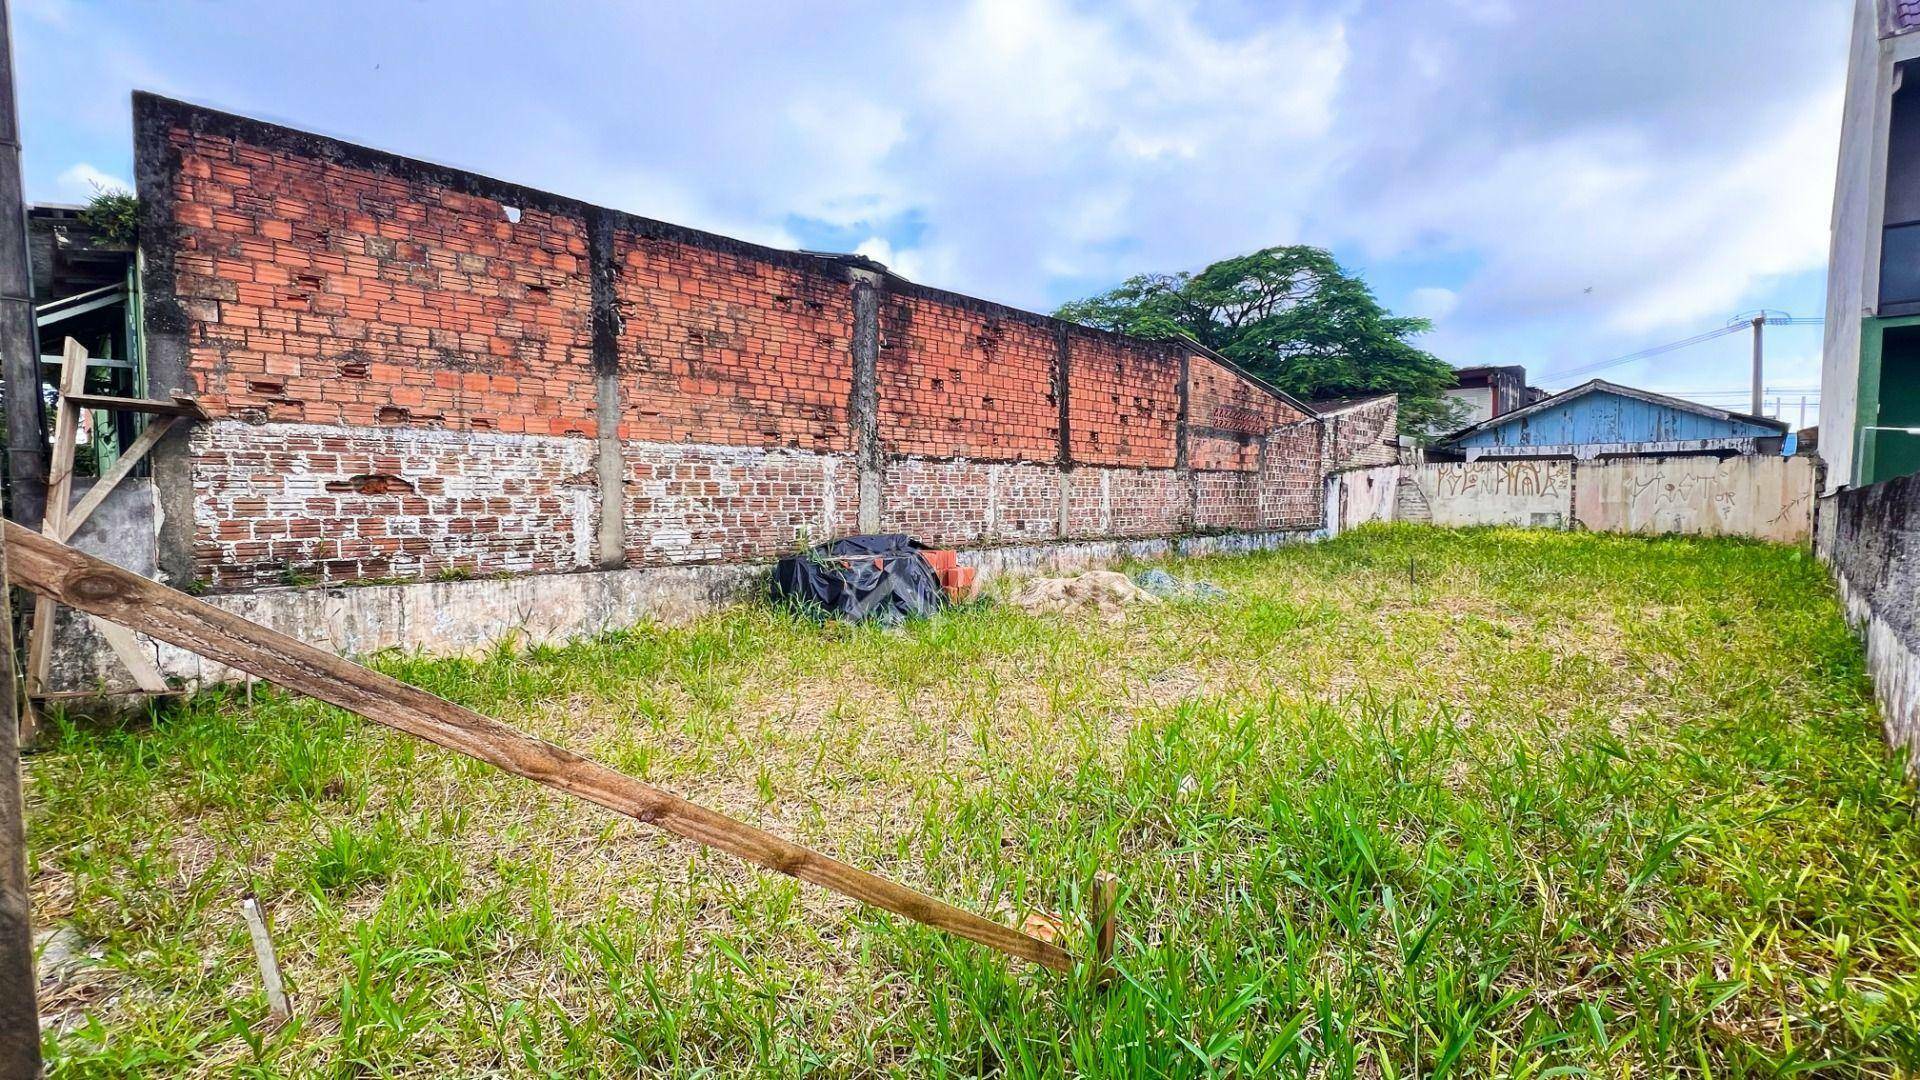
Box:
[127,527,1319,691]
[1820,473,1920,770]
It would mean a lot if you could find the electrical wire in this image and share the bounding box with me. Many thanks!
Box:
[1535,314,1824,384]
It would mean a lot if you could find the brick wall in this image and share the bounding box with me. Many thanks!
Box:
[879,291,1059,461]
[138,95,1329,592]
[1325,395,1400,471]
[615,230,852,451]
[165,125,594,433]
[1188,354,1303,472]
[1066,330,1181,468]
[192,421,596,590]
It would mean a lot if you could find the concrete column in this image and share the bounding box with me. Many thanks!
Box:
[1177,350,1196,532]
[849,271,883,533]
[133,94,198,587]
[1054,326,1072,537]
[587,209,626,568]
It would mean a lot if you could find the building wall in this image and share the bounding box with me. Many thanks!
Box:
[1822,2,1920,491]
[135,95,1324,592]
[1451,391,1781,453]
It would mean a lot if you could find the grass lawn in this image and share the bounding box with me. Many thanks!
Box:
[24,525,1920,1076]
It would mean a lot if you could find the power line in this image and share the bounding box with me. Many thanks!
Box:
[1535,314,1825,384]
[1537,323,1746,382]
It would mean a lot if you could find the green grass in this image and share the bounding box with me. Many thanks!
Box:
[24,525,1920,1076]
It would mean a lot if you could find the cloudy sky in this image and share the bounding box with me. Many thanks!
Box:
[18,0,1847,422]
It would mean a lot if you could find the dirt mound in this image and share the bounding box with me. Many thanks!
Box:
[1006,570,1161,622]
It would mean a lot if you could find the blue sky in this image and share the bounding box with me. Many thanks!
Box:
[17,0,1845,419]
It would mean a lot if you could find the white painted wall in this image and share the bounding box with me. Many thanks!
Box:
[1574,455,1817,544]
[1332,456,1818,544]
[1822,2,1920,491]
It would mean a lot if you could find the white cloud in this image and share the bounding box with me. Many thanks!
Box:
[1408,287,1460,320]
[53,163,130,202]
[13,0,1851,380]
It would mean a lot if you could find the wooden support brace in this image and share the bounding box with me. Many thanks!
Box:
[3,521,1080,974]
[1092,870,1119,984]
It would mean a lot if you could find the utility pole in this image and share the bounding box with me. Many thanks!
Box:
[1799,395,1808,430]
[0,0,36,530]
[1750,315,1765,417]
[0,1,41,1075]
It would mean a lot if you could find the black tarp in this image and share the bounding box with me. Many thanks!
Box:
[770,534,946,623]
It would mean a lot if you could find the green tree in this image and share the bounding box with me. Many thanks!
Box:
[1056,246,1466,436]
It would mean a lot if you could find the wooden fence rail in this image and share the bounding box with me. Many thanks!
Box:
[5,520,1080,973]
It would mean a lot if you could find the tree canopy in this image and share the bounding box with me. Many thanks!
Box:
[1055,246,1464,435]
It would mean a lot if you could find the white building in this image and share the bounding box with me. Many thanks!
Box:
[1821,0,1920,490]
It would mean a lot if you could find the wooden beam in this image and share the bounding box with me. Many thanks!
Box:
[60,392,207,421]
[2,520,1077,974]
[25,338,87,706]
[86,617,169,695]
[57,415,174,543]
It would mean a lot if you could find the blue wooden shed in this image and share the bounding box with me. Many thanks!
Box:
[1435,379,1789,461]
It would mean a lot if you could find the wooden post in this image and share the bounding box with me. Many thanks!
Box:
[240,896,290,1023]
[0,485,40,1077]
[3,521,1078,974]
[0,0,45,1064]
[1091,871,1118,984]
[22,339,193,724]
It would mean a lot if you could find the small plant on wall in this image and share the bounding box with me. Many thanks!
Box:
[79,187,140,247]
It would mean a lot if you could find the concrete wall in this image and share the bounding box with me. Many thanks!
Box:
[1574,455,1817,543]
[1820,472,1920,769]
[1398,461,1572,528]
[1821,2,1920,492]
[1334,455,1817,543]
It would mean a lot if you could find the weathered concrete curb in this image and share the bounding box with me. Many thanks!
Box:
[56,527,1322,695]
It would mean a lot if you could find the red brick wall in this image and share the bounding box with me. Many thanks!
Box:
[879,294,1059,461]
[615,231,852,452]
[1066,330,1181,468]
[165,126,594,434]
[1188,355,1307,472]
[1326,396,1400,470]
[145,100,1328,590]
[1260,418,1326,528]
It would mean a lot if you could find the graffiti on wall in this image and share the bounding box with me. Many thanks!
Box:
[1412,461,1573,527]
[1333,456,1816,544]
[1574,455,1815,543]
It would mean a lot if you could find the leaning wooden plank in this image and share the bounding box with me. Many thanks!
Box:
[57,415,176,543]
[2,521,1075,973]
[26,339,88,701]
[86,616,170,694]
[58,392,207,420]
